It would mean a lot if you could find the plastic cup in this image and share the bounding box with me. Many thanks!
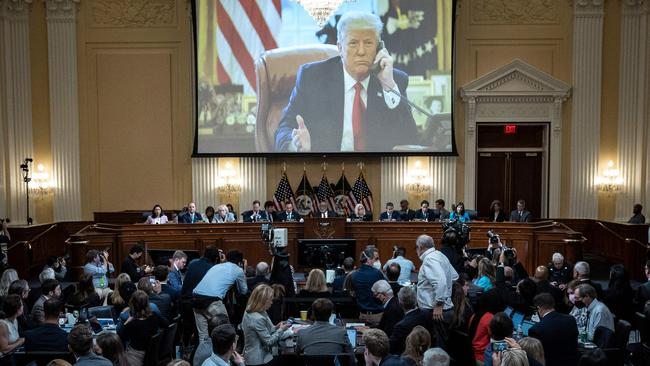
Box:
[300,310,308,321]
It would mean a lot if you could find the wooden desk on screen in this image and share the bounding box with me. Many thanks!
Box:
[67,221,584,279]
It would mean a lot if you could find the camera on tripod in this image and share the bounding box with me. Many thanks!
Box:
[442,218,471,247]
[260,224,288,250]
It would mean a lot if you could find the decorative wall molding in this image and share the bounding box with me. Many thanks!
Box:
[90,0,176,28]
[460,59,570,217]
[470,0,559,25]
[240,157,266,216]
[46,0,82,221]
[191,158,219,214]
[429,157,456,205]
[380,157,408,207]
[569,0,604,218]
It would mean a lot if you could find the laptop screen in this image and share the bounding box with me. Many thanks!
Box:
[521,320,535,336]
[511,312,524,329]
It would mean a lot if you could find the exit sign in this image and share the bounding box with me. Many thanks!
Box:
[504,124,517,134]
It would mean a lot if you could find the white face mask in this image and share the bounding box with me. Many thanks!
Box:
[373,261,382,270]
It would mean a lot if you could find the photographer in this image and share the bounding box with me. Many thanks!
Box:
[439,230,468,275]
[83,249,114,305]
[44,256,68,282]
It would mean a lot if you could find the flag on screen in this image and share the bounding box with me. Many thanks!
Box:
[332,173,353,217]
[316,174,336,212]
[273,172,294,211]
[350,172,374,213]
[215,0,282,93]
[294,172,315,216]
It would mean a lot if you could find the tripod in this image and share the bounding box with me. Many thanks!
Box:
[20,158,33,225]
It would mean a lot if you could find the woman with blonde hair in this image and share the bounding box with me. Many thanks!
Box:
[473,258,496,291]
[0,269,18,297]
[298,269,330,297]
[108,273,131,313]
[350,203,372,221]
[402,325,431,366]
[242,284,291,366]
[493,348,529,366]
[518,337,545,365]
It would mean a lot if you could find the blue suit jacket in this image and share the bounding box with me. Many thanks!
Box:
[168,267,183,292]
[275,56,418,152]
[379,211,401,221]
[178,212,203,223]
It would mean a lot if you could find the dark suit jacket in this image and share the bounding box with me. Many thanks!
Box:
[635,281,650,312]
[379,355,409,366]
[399,209,416,221]
[529,311,578,366]
[178,212,203,223]
[315,210,338,218]
[414,209,434,221]
[277,210,302,222]
[349,213,372,222]
[379,297,404,337]
[389,309,433,355]
[150,292,174,321]
[509,210,531,222]
[434,208,450,220]
[491,211,506,222]
[24,323,69,352]
[379,211,401,221]
[275,56,418,152]
[296,321,353,355]
[535,280,567,313]
[247,275,270,293]
[242,210,269,223]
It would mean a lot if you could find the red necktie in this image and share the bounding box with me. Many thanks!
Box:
[352,82,366,150]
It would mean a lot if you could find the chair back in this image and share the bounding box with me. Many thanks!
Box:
[614,319,632,349]
[143,331,163,366]
[158,322,179,363]
[593,325,615,348]
[254,44,339,152]
[636,312,649,344]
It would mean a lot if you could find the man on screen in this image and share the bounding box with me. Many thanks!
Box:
[274,12,418,152]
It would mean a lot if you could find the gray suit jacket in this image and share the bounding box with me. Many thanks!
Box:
[242,311,284,365]
[296,321,352,355]
[74,352,113,366]
[31,295,47,325]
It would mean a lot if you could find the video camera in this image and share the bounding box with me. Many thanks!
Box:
[261,224,288,252]
[442,218,471,247]
[487,230,500,244]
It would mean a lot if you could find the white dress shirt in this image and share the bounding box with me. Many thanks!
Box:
[340,65,401,151]
[417,247,458,310]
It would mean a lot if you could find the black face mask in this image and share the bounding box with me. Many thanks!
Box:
[574,300,586,309]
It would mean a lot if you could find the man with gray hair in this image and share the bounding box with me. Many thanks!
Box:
[415,234,457,347]
[569,284,614,342]
[247,261,270,293]
[372,279,403,336]
[573,260,603,298]
[389,286,433,354]
[548,252,572,289]
[423,348,450,366]
[275,11,418,152]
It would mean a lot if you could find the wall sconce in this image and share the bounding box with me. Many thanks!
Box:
[217,161,241,202]
[595,160,623,193]
[29,164,54,198]
[405,160,431,195]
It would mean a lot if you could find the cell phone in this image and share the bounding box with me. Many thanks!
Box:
[370,40,386,74]
[149,276,156,285]
[491,340,508,352]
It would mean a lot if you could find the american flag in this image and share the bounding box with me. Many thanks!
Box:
[316,174,336,212]
[215,0,282,93]
[273,172,294,211]
[349,172,374,214]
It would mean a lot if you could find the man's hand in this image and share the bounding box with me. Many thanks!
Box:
[373,48,395,91]
[291,115,311,152]
[492,351,502,366]
[232,351,245,366]
[504,337,521,349]
[432,304,443,321]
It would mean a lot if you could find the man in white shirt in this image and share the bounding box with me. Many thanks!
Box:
[415,234,458,323]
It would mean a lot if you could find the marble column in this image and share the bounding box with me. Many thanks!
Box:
[191,158,219,211]
[1,0,34,224]
[569,0,604,218]
[239,157,266,211]
[615,0,650,221]
[46,0,81,221]
[380,157,408,206]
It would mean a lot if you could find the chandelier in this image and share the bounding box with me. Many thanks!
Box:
[292,0,353,27]
[594,160,623,193]
[405,160,431,195]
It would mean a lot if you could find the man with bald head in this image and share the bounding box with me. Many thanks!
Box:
[178,202,203,223]
[247,262,270,293]
[533,265,566,312]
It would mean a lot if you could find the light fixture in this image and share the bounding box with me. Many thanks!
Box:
[405,160,431,195]
[292,0,353,27]
[217,161,241,202]
[29,164,54,198]
[595,160,623,193]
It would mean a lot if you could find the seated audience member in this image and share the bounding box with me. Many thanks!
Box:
[242,285,291,366]
[8,279,35,332]
[153,265,180,304]
[386,263,403,295]
[473,258,496,291]
[297,298,353,356]
[628,203,646,224]
[178,201,203,223]
[422,348,450,366]
[573,261,603,298]
[414,200,433,222]
[570,284,614,343]
[0,295,25,354]
[83,249,114,304]
[350,203,373,221]
[489,200,506,222]
[242,200,268,222]
[44,255,68,281]
[449,201,471,222]
[247,262,270,292]
[373,280,404,337]
[492,348,529,366]
[515,278,538,317]
[215,204,236,223]
[25,298,68,352]
[548,252,573,289]
[0,269,18,297]
[136,277,167,319]
[193,313,230,366]
[509,199,531,222]
[602,263,634,322]
[203,206,218,223]
[117,290,168,366]
[380,202,401,221]
[121,243,151,283]
[364,328,407,366]
[529,293,577,366]
[351,248,385,326]
[298,269,330,297]
[634,259,650,312]
[168,250,188,293]
[500,247,528,285]
[533,266,566,312]
[263,200,277,223]
[450,281,473,333]
[383,246,416,284]
[390,287,433,355]
[68,324,112,365]
[469,290,503,363]
[577,349,609,366]
[69,274,102,309]
[517,337,545,366]
[144,204,168,224]
[333,257,355,294]
[31,278,61,325]
[483,312,514,366]
[203,324,245,366]
[402,325,431,366]
[277,201,301,222]
[108,273,132,314]
[399,199,416,221]
[95,332,128,366]
[434,199,449,221]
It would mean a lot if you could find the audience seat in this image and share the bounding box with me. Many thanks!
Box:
[143,331,163,366]
[636,312,649,345]
[158,322,179,365]
[593,325,615,348]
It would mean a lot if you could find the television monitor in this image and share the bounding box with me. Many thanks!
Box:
[298,239,356,269]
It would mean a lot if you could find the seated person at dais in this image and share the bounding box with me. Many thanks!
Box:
[277,201,302,222]
[144,204,168,224]
[350,203,372,221]
[379,202,401,221]
[242,200,269,222]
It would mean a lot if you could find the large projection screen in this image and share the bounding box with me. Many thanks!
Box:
[193,0,456,156]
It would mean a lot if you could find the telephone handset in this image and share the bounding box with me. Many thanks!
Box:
[370,40,386,74]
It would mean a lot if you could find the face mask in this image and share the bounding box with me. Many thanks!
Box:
[373,261,382,270]
[574,300,586,309]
